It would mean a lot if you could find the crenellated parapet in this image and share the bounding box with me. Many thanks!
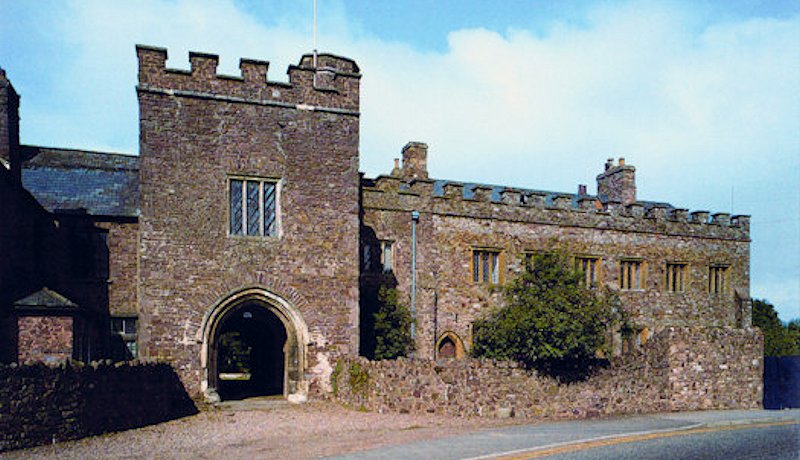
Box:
[136,45,360,114]
[362,175,750,241]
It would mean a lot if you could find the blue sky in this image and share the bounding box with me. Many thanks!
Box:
[1,0,798,321]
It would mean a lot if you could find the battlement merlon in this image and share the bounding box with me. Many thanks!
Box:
[135,45,361,114]
[363,175,751,241]
[366,145,749,239]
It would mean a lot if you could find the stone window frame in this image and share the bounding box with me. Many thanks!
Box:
[574,254,602,289]
[227,175,281,238]
[472,247,503,285]
[665,261,688,293]
[708,264,729,294]
[619,258,645,291]
[521,249,547,272]
[363,239,394,273]
[379,240,394,273]
[110,316,138,360]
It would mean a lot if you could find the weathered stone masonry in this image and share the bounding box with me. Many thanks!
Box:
[0,46,761,410]
[136,46,361,399]
[361,146,752,360]
[333,327,762,418]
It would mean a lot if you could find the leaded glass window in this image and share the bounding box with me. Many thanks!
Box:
[473,249,500,284]
[229,178,278,237]
[230,180,243,235]
[263,183,276,236]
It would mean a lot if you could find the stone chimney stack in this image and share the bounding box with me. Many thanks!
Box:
[0,68,21,182]
[401,142,428,180]
[596,157,636,205]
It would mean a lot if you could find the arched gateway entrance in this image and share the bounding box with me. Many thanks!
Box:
[199,287,309,403]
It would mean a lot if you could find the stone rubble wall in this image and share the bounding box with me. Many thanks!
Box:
[332,327,762,419]
[665,326,763,410]
[15,316,73,363]
[0,360,197,452]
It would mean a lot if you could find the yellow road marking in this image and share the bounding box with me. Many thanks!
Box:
[490,420,799,460]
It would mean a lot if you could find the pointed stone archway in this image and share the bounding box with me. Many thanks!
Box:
[435,331,466,360]
[198,287,309,403]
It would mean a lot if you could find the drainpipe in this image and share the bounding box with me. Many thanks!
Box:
[410,210,419,348]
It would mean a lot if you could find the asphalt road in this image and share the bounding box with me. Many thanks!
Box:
[326,410,800,460]
[501,422,800,460]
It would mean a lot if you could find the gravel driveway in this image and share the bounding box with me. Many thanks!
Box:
[2,401,521,459]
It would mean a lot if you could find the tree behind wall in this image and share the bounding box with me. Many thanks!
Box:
[373,286,413,360]
[752,299,800,356]
[472,251,621,381]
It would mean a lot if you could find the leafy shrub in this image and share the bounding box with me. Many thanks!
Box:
[472,251,621,381]
[373,286,413,360]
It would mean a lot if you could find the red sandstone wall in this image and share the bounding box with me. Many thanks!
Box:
[361,178,750,359]
[17,316,73,363]
[0,361,196,452]
[332,327,762,418]
[102,221,139,316]
[137,48,361,395]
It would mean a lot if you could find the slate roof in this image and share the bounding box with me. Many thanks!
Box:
[20,146,140,217]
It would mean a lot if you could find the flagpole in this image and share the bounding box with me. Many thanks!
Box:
[313,0,318,68]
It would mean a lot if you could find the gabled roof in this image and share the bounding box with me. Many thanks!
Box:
[13,287,78,311]
[20,146,140,217]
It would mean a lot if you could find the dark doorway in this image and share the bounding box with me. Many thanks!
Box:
[438,336,456,359]
[215,303,287,400]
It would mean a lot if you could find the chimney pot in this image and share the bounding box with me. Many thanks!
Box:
[597,158,636,205]
[401,142,429,180]
[578,184,587,196]
[390,158,402,177]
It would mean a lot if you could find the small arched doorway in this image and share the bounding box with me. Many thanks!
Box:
[436,331,466,360]
[200,287,309,403]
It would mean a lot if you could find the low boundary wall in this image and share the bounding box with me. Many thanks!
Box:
[332,327,762,418]
[0,360,197,452]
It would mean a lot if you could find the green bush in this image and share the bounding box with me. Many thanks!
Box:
[373,286,413,360]
[472,251,621,381]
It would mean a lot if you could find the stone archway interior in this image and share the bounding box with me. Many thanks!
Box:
[215,302,287,400]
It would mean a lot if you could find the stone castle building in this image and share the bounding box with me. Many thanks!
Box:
[0,46,757,402]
